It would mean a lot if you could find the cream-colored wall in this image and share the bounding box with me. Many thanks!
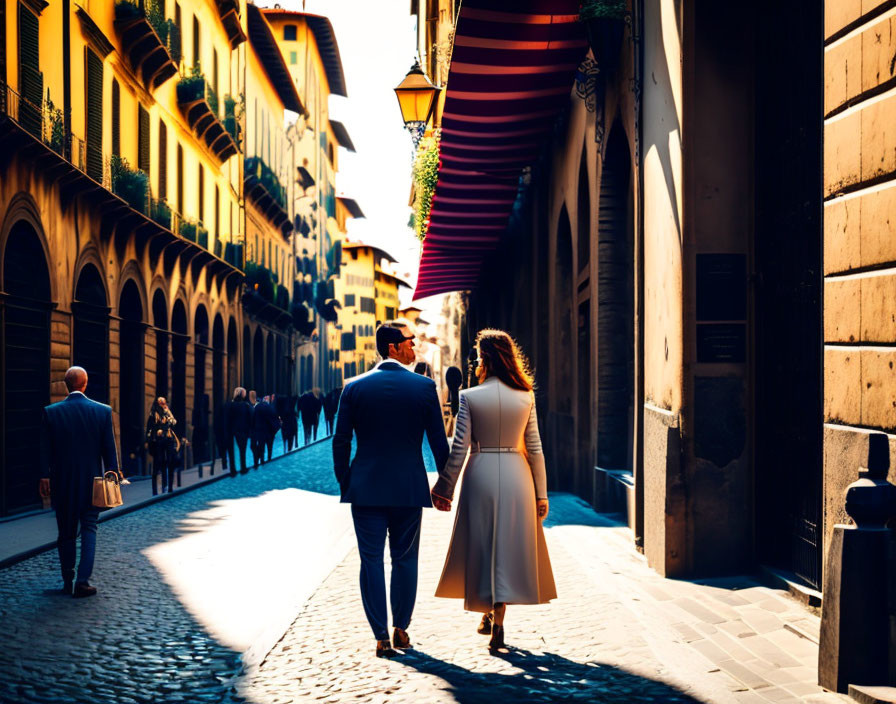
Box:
[642,0,683,413]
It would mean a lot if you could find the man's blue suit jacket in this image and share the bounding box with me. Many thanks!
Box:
[332,362,449,507]
[40,393,119,517]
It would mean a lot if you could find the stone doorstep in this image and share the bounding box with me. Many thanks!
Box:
[849,685,896,704]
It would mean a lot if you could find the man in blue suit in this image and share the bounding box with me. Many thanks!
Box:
[333,323,449,657]
[39,366,119,598]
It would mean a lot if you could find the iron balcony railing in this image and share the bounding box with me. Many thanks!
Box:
[1,81,112,190]
[0,81,245,265]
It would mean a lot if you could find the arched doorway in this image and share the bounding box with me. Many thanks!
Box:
[305,353,314,390]
[242,324,252,390]
[252,327,263,395]
[212,313,225,457]
[73,263,109,404]
[152,290,168,398]
[119,280,145,475]
[596,125,635,476]
[553,205,575,493]
[227,317,238,393]
[276,335,285,395]
[193,305,210,462]
[576,147,594,497]
[1,221,51,515]
[266,333,276,395]
[171,300,188,441]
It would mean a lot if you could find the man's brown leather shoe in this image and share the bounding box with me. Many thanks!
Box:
[392,628,411,649]
[376,639,398,658]
[73,583,97,598]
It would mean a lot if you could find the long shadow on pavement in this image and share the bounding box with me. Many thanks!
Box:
[396,646,708,704]
[0,438,341,704]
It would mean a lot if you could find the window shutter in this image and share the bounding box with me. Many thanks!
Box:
[111,79,120,157]
[176,143,183,214]
[85,48,104,182]
[17,4,41,138]
[214,185,219,237]
[158,120,167,200]
[192,15,199,67]
[138,104,150,174]
[198,164,204,224]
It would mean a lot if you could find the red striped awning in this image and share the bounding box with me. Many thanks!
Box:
[412,1,587,300]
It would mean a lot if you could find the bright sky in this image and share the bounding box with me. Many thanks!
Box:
[257,0,425,296]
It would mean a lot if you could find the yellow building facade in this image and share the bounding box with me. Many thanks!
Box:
[0,0,322,516]
[264,8,353,394]
[241,3,301,398]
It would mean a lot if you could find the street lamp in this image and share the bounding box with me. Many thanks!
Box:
[393,60,441,148]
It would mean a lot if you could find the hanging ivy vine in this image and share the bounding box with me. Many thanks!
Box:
[578,0,626,20]
[411,130,440,242]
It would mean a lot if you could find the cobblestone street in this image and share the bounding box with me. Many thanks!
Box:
[1,438,846,703]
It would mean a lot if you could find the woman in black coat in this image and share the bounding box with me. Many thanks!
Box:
[146,397,179,495]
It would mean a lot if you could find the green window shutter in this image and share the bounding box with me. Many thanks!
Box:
[138,105,150,174]
[158,120,167,200]
[85,48,103,182]
[111,79,120,157]
[17,3,41,138]
[198,164,204,223]
[176,142,183,214]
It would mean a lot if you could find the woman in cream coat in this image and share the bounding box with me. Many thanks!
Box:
[431,329,556,650]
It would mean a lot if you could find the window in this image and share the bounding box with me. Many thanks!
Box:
[138,105,150,175]
[198,165,204,223]
[111,79,120,157]
[344,294,355,307]
[85,48,103,182]
[289,51,297,65]
[214,185,219,237]
[158,120,168,200]
[341,333,356,351]
[176,143,184,214]
[360,297,375,314]
[213,47,219,109]
[192,15,200,67]
[17,3,41,138]
[283,24,297,41]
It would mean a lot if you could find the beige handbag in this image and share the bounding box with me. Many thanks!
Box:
[92,470,123,509]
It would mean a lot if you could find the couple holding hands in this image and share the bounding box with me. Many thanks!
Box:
[333,324,556,658]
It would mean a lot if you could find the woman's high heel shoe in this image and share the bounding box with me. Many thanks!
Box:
[478,611,493,635]
[488,624,505,650]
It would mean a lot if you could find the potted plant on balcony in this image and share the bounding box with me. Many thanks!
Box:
[110,155,149,214]
[578,0,627,74]
[150,199,172,229]
[177,65,207,105]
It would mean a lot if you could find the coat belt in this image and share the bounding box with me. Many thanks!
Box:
[477,446,520,453]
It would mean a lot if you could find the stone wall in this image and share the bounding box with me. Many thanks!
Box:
[823,0,896,561]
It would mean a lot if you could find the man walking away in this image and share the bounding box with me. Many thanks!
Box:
[299,388,323,445]
[225,387,251,475]
[39,366,120,598]
[333,324,449,657]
